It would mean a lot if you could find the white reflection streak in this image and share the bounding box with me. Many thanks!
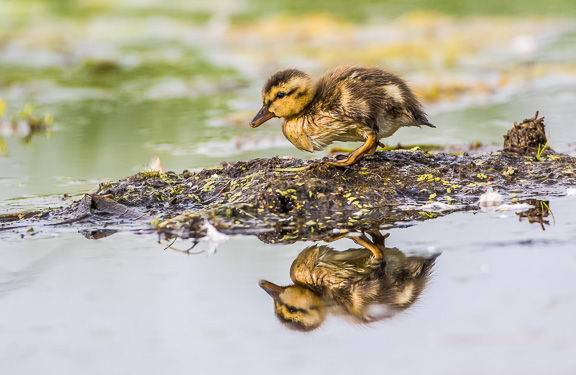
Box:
[202,222,230,255]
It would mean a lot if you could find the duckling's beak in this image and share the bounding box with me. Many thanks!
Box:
[259,280,285,300]
[250,106,275,127]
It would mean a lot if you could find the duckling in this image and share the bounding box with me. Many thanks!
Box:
[250,66,435,166]
[259,231,437,331]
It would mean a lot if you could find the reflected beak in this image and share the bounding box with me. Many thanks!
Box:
[259,280,285,300]
[249,106,275,127]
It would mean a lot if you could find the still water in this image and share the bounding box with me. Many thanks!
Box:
[1,1,576,374]
[2,201,576,374]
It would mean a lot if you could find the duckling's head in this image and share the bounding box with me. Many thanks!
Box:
[259,280,326,332]
[250,69,315,127]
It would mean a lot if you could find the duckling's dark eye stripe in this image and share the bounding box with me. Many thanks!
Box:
[285,304,307,314]
[295,90,307,98]
[270,88,297,104]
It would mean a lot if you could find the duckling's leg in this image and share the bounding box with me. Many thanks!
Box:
[327,133,378,167]
[350,234,383,260]
[367,139,381,155]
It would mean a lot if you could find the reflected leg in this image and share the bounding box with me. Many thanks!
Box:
[350,234,383,260]
[367,231,390,247]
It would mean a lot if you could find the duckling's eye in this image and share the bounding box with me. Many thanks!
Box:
[287,306,297,313]
[276,92,286,99]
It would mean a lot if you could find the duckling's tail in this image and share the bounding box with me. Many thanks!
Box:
[421,120,436,128]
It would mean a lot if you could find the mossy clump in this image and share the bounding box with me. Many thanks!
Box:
[503,111,548,156]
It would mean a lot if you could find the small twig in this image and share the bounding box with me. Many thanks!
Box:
[161,238,202,255]
[162,237,177,251]
[540,201,556,225]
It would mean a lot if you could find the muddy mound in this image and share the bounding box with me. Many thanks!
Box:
[1,112,574,242]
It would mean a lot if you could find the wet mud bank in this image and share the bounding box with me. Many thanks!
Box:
[1,113,575,242]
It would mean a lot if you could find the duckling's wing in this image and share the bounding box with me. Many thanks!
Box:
[315,66,378,124]
[318,66,433,130]
[319,248,381,281]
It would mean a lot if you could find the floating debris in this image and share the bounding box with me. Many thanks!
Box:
[146,156,164,173]
[202,221,230,254]
[479,188,504,208]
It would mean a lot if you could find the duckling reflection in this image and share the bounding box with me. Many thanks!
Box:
[259,231,437,331]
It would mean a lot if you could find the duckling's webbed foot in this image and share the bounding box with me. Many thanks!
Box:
[326,133,378,167]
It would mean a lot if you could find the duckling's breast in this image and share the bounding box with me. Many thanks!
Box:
[282,115,368,152]
[282,117,315,152]
[290,246,326,288]
[290,246,379,290]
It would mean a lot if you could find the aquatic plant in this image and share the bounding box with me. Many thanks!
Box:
[0,100,54,151]
[534,133,550,162]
